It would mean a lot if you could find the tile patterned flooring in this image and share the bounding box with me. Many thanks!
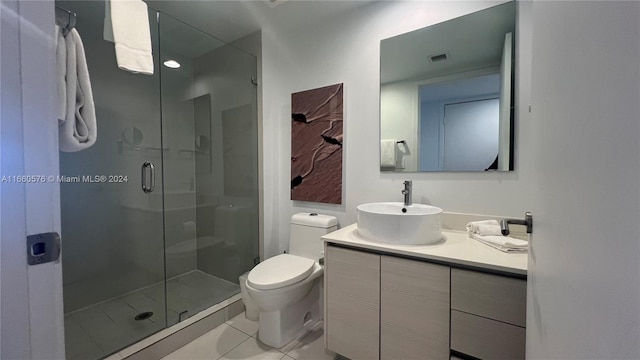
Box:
[65,271,239,360]
[162,313,337,360]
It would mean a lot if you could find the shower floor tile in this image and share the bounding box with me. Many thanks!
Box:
[65,270,240,360]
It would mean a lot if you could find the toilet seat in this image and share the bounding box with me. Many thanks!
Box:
[248,254,315,290]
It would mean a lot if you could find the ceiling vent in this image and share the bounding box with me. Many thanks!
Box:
[429,53,449,63]
[262,0,289,8]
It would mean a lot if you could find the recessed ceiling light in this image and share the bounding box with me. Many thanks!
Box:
[163,60,181,69]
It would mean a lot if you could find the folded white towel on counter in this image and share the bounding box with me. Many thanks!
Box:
[470,233,528,253]
[104,0,154,75]
[466,220,503,236]
[380,139,397,168]
[59,28,97,152]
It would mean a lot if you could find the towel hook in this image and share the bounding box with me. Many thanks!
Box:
[55,6,76,35]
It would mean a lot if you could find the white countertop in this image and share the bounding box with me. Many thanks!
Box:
[322,224,528,276]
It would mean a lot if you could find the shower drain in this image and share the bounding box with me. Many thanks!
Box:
[134,312,154,321]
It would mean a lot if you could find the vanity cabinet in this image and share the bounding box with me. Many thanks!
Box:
[325,246,380,360]
[325,245,450,360]
[325,244,527,360]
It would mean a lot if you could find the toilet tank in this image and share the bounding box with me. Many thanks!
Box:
[289,213,337,260]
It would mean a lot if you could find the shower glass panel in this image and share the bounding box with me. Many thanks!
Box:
[58,2,259,360]
[159,13,259,326]
[58,2,166,360]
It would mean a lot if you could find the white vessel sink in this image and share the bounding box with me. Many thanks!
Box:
[356,202,443,245]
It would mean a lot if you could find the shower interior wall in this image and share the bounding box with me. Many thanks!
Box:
[193,34,260,283]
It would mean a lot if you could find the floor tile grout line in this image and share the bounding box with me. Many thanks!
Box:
[163,312,338,360]
[226,329,290,358]
[215,332,256,360]
[225,321,258,337]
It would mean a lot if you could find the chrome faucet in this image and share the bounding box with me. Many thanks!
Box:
[401,180,412,206]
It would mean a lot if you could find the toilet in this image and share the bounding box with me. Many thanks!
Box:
[244,213,337,348]
[239,271,259,321]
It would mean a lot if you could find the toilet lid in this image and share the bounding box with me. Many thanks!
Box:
[247,254,315,290]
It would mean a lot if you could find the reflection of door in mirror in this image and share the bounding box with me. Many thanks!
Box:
[442,98,499,171]
[418,74,500,171]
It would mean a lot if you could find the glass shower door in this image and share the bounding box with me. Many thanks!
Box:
[158,13,260,326]
[58,2,167,360]
[60,3,260,358]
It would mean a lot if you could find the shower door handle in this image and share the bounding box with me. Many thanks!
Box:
[141,162,155,193]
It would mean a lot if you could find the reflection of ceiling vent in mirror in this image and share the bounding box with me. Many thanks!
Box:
[262,0,288,7]
[429,53,449,62]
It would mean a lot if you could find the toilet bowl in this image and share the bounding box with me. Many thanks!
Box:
[243,213,337,348]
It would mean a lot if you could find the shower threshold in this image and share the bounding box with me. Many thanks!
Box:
[64,270,240,360]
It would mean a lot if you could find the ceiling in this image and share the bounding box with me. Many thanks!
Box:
[419,73,500,103]
[145,0,375,45]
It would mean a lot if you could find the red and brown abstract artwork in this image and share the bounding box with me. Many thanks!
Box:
[291,83,343,204]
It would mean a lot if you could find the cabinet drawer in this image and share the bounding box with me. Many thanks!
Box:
[451,310,525,360]
[451,268,526,327]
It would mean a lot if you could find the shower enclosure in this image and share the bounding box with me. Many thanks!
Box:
[57,2,259,359]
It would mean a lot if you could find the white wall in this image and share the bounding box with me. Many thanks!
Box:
[1,0,65,358]
[261,0,531,257]
[1,2,32,357]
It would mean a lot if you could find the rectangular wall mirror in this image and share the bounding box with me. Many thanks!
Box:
[380,2,516,172]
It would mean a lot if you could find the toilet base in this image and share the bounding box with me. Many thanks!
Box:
[257,283,320,348]
[239,272,259,321]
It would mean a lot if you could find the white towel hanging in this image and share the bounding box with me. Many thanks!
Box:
[381,139,397,168]
[59,28,97,152]
[104,0,154,75]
